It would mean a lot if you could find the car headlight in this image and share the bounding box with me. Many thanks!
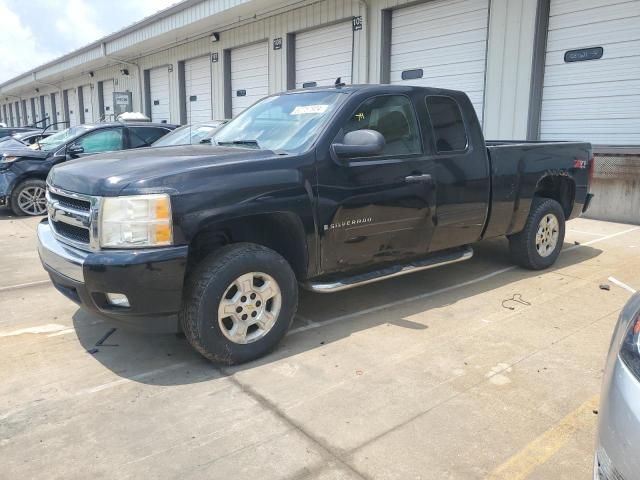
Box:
[1,155,19,163]
[619,296,640,379]
[100,194,173,248]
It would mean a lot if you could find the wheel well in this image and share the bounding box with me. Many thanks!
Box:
[534,175,575,218]
[188,213,308,280]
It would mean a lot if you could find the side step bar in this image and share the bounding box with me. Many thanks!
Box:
[304,245,474,293]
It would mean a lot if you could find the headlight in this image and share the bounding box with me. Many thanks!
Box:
[100,194,173,248]
[1,156,19,163]
[619,297,640,379]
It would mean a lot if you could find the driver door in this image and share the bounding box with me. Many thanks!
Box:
[67,127,124,159]
[316,94,436,274]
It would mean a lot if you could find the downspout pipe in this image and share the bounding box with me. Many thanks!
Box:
[101,42,144,112]
[358,0,370,84]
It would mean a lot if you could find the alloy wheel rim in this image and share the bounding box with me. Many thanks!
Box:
[17,186,47,215]
[536,213,559,257]
[217,272,282,344]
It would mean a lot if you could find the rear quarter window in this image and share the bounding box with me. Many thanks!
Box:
[129,127,171,148]
[425,96,468,153]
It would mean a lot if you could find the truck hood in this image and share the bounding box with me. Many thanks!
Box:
[48,145,280,196]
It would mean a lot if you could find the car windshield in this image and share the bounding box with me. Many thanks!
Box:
[36,125,94,152]
[213,91,346,153]
[153,122,223,147]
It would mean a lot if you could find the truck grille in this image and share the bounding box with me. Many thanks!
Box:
[46,186,98,250]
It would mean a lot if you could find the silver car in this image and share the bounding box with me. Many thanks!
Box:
[595,292,640,479]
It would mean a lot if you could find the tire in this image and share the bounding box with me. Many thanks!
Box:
[10,179,48,216]
[180,243,298,364]
[508,197,565,270]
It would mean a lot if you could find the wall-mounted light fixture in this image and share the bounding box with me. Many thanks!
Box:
[210,32,220,43]
[89,71,95,77]
[120,68,130,76]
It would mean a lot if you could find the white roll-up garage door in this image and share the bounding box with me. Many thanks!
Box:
[390,0,489,122]
[53,93,61,129]
[102,79,114,121]
[43,95,52,126]
[231,42,269,117]
[81,85,94,123]
[540,0,640,145]
[67,89,79,127]
[150,66,171,123]
[185,56,213,123]
[295,22,353,88]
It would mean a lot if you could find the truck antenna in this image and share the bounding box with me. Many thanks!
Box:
[335,77,346,88]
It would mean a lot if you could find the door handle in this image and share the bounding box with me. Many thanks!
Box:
[405,174,432,184]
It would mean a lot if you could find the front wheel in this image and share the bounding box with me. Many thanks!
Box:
[509,197,565,270]
[180,243,298,364]
[10,179,48,216]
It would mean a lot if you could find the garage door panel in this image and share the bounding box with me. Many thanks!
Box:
[548,1,637,30]
[542,57,640,86]
[546,38,640,66]
[392,15,487,45]
[391,41,487,70]
[539,131,640,144]
[541,97,640,120]
[550,0,632,16]
[295,22,353,89]
[546,17,640,52]
[392,0,487,26]
[82,85,93,123]
[542,118,640,133]
[542,79,640,100]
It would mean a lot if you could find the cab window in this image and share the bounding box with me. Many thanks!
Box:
[342,95,421,157]
[128,126,170,148]
[76,128,124,154]
[425,96,468,153]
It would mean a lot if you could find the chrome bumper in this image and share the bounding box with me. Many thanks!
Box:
[37,221,88,282]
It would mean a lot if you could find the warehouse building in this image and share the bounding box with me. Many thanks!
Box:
[0,0,638,152]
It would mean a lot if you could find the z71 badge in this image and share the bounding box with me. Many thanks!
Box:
[324,217,373,231]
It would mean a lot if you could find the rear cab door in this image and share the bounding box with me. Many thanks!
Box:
[316,90,437,274]
[420,93,490,252]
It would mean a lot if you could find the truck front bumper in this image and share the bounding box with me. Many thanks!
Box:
[37,220,188,333]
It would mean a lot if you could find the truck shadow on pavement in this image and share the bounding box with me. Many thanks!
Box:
[71,238,603,385]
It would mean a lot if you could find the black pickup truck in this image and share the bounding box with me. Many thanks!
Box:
[37,84,593,363]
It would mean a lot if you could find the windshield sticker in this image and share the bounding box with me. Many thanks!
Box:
[291,104,329,115]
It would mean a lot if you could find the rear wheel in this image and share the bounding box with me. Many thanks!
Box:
[509,197,565,270]
[10,179,47,216]
[180,243,298,364]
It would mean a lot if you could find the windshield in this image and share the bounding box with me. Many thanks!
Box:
[36,125,94,152]
[153,122,224,147]
[214,91,345,153]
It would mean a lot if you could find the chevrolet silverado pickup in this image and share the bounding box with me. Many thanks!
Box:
[37,84,594,364]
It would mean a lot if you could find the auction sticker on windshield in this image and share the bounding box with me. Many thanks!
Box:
[291,105,329,115]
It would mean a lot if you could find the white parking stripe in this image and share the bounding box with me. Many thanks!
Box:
[567,229,606,237]
[288,226,639,335]
[0,279,50,292]
[608,276,637,294]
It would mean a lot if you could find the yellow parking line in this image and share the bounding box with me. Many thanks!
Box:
[486,395,599,480]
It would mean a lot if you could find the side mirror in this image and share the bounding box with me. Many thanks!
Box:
[332,129,385,161]
[67,144,84,157]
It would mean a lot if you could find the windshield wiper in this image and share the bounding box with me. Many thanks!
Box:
[217,139,261,149]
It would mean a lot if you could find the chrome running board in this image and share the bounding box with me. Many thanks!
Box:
[304,246,473,293]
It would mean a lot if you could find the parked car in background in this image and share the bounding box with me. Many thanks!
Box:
[0,130,53,148]
[595,292,640,480]
[0,122,176,216]
[38,84,593,364]
[152,120,228,147]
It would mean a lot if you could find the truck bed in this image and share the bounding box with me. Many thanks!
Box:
[482,140,592,240]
